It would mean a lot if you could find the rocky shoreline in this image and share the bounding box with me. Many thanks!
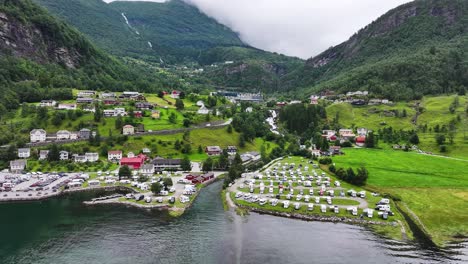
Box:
[239,205,398,227]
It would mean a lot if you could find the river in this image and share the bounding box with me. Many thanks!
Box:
[0,182,466,264]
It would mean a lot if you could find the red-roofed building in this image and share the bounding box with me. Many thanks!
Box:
[356,136,366,147]
[171,90,181,99]
[120,154,147,169]
[134,111,143,118]
[187,172,214,184]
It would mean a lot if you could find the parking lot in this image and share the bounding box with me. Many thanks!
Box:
[0,172,83,201]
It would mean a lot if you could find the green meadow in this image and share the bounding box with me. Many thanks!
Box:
[332,148,468,245]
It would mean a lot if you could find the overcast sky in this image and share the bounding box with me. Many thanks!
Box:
[104,0,411,59]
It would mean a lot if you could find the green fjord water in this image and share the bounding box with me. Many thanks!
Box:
[0,182,466,264]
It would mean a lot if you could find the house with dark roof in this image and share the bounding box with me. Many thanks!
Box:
[151,157,182,171]
[205,146,222,156]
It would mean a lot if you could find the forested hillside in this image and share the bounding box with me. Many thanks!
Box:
[286,0,468,100]
[0,0,181,114]
[34,0,246,63]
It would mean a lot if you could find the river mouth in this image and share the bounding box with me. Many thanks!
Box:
[0,182,466,264]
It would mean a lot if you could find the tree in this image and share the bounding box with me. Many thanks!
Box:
[118,165,132,180]
[182,143,192,154]
[162,177,173,189]
[181,156,192,171]
[218,150,229,169]
[175,99,185,110]
[94,105,102,122]
[321,137,329,151]
[435,134,446,145]
[239,134,246,148]
[409,133,420,145]
[115,116,123,130]
[356,167,369,186]
[183,118,191,127]
[168,112,177,124]
[202,157,213,172]
[158,91,165,98]
[47,144,60,162]
[151,182,163,195]
[227,124,233,133]
[51,112,64,126]
[198,145,203,154]
[365,131,376,148]
[37,107,48,120]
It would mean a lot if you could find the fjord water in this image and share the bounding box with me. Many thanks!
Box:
[0,183,466,264]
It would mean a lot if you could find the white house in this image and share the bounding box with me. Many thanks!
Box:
[115,108,126,116]
[39,150,49,160]
[100,92,116,99]
[310,95,319,105]
[77,90,96,97]
[60,151,69,160]
[311,149,321,157]
[140,164,155,176]
[10,159,27,173]
[245,107,253,113]
[57,104,77,110]
[197,105,210,115]
[122,125,135,135]
[18,148,31,158]
[73,155,87,163]
[40,100,56,107]
[70,132,79,140]
[56,130,71,140]
[339,129,356,139]
[30,129,47,143]
[108,150,123,161]
[357,128,369,136]
[85,153,99,162]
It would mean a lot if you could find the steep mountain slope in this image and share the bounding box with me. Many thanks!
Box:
[0,0,177,112]
[200,46,303,92]
[287,0,468,100]
[34,0,246,63]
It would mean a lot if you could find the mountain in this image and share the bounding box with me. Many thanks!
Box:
[33,0,246,63]
[199,46,303,92]
[33,0,304,91]
[288,0,468,100]
[0,0,178,112]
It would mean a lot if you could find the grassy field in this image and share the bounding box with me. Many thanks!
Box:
[332,148,468,245]
[326,95,468,159]
[326,102,416,131]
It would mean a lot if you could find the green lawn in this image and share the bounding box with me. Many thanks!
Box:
[332,148,468,245]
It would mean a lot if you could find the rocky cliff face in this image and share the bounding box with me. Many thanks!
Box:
[306,0,466,68]
[0,11,81,68]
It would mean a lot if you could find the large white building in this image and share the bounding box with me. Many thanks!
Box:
[56,130,71,140]
[30,129,47,143]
